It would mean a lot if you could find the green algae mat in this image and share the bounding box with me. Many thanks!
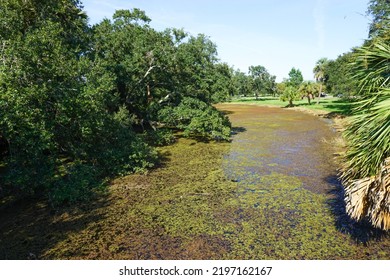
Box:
[1,104,389,259]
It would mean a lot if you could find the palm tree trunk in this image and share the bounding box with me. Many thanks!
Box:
[316,83,322,105]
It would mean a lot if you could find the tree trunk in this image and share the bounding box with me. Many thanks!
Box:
[307,93,312,105]
[316,83,322,105]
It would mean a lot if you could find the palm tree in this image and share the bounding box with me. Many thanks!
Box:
[313,58,329,104]
[280,85,299,107]
[341,40,390,230]
[299,81,317,105]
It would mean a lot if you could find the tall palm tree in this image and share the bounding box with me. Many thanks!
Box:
[341,40,390,230]
[313,58,329,104]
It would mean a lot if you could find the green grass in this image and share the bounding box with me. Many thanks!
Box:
[229,96,353,115]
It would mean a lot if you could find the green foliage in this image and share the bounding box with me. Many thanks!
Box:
[313,58,329,104]
[248,65,276,97]
[90,9,165,120]
[367,0,390,40]
[90,12,232,127]
[287,67,303,88]
[1,0,90,193]
[142,128,176,147]
[232,70,253,97]
[299,81,319,105]
[313,57,329,83]
[49,162,101,207]
[269,68,303,104]
[276,82,287,96]
[0,0,236,207]
[159,97,231,140]
[323,52,359,98]
[341,39,390,230]
[343,40,390,179]
[280,85,300,107]
[209,63,234,103]
[0,2,157,205]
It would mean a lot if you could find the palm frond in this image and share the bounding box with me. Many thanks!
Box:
[344,158,390,229]
[342,40,390,230]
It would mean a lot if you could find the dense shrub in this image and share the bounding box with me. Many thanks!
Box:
[158,97,231,140]
[142,128,176,147]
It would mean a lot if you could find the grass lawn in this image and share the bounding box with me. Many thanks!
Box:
[229,96,353,116]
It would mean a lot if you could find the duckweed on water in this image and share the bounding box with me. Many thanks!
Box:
[1,105,389,259]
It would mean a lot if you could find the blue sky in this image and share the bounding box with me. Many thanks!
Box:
[82,0,371,81]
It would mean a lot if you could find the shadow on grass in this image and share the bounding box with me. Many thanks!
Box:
[322,100,353,116]
[324,175,388,244]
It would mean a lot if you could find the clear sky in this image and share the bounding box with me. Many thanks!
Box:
[81,0,371,81]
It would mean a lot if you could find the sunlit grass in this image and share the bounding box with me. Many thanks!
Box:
[229,96,353,115]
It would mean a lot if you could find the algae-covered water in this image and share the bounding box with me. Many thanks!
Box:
[1,104,389,259]
[220,104,337,194]
[213,104,389,259]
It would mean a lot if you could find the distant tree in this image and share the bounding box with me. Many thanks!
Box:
[287,67,303,88]
[276,82,287,96]
[278,68,304,106]
[232,70,252,97]
[323,52,359,98]
[313,58,329,104]
[248,65,276,99]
